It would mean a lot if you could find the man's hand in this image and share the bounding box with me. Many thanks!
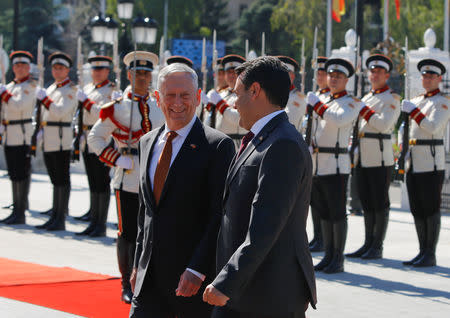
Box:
[130,267,137,293]
[76,89,87,102]
[115,155,133,169]
[35,87,47,101]
[207,90,222,105]
[203,284,229,306]
[0,84,6,95]
[111,90,122,100]
[175,270,202,297]
[306,91,319,105]
[401,100,416,113]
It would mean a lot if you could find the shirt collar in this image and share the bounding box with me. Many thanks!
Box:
[162,115,197,140]
[371,85,390,95]
[14,75,30,84]
[424,88,440,98]
[56,78,71,88]
[250,110,284,137]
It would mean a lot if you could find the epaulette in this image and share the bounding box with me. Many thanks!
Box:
[101,97,122,109]
[110,82,116,87]
[70,82,77,91]
[295,90,305,98]
[445,95,450,100]
[351,96,361,102]
[392,93,401,100]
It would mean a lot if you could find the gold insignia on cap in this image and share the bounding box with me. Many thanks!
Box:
[139,60,146,65]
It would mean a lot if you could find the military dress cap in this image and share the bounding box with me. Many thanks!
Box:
[9,51,33,65]
[48,52,73,68]
[317,56,328,70]
[88,55,113,69]
[325,58,354,78]
[216,57,224,71]
[417,58,446,76]
[366,54,393,72]
[276,56,299,73]
[221,54,246,71]
[123,51,158,72]
[166,55,194,68]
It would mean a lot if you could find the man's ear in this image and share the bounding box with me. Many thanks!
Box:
[154,90,161,108]
[251,82,261,99]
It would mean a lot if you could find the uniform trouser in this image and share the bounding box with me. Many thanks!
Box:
[406,170,445,219]
[349,168,362,211]
[4,145,31,181]
[357,165,392,213]
[115,189,139,242]
[43,151,71,186]
[82,148,111,193]
[311,174,349,221]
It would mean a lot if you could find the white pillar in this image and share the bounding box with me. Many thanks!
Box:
[445,0,449,52]
[326,0,332,56]
[383,0,389,41]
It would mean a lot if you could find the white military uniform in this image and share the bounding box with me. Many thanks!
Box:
[312,91,362,175]
[408,90,450,173]
[359,86,401,167]
[1,76,36,145]
[41,78,78,152]
[88,92,165,193]
[215,88,247,136]
[80,80,115,153]
[284,87,306,130]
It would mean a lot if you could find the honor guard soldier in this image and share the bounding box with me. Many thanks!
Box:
[401,59,449,267]
[308,56,329,252]
[75,55,118,237]
[306,58,364,273]
[206,54,247,144]
[88,51,165,303]
[346,54,400,260]
[203,57,227,128]
[277,56,306,130]
[35,52,77,231]
[214,57,228,92]
[0,51,35,224]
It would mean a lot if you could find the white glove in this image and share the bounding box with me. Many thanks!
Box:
[308,146,314,155]
[0,84,6,95]
[201,91,209,104]
[207,90,222,105]
[306,92,320,105]
[76,89,87,102]
[401,100,416,113]
[116,155,133,169]
[35,87,47,101]
[36,129,43,144]
[0,125,4,134]
[111,90,122,100]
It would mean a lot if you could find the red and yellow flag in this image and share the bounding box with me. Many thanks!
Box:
[332,0,346,23]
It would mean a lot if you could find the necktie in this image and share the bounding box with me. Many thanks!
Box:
[237,131,255,158]
[153,131,178,204]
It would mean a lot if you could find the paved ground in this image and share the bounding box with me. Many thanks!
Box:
[0,170,449,317]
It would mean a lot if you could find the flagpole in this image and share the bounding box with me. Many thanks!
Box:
[383,0,389,41]
[445,0,449,52]
[326,0,332,56]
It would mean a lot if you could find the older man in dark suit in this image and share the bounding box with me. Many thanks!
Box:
[203,56,317,318]
[129,63,235,318]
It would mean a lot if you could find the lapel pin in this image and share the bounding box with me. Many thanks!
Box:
[190,144,197,149]
[259,136,263,141]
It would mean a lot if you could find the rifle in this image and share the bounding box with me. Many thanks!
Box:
[113,33,121,90]
[349,36,362,170]
[210,30,218,128]
[395,37,410,181]
[0,35,6,145]
[261,32,265,57]
[305,27,318,146]
[245,39,249,60]
[30,37,44,156]
[199,37,208,123]
[300,38,306,94]
[126,45,137,155]
[71,36,83,162]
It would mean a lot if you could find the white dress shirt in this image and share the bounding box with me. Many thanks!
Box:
[250,110,285,137]
[147,114,205,281]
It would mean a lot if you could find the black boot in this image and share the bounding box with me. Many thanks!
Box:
[74,192,94,221]
[5,180,27,225]
[117,236,134,303]
[89,192,110,237]
[403,218,426,265]
[76,192,98,236]
[324,219,347,274]
[314,220,333,271]
[0,181,17,223]
[346,211,375,258]
[413,213,440,267]
[36,186,58,229]
[309,207,323,252]
[362,209,389,259]
[46,185,69,231]
[24,176,30,211]
[40,208,53,215]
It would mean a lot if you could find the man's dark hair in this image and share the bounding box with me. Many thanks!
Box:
[235,56,291,108]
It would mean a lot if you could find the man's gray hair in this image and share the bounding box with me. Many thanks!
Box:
[157,63,198,91]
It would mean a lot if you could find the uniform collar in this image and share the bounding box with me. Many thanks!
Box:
[319,87,330,94]
[424,88,440,98]
[95,79,110,89]
[371,85,390,95]
[290,84,296,91]
[330,90,347,100]
[127,91,150,102]
[13,75,30,84]
[56,78,71,88]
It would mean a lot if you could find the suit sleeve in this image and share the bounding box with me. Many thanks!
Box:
[212,139,305,298]
[134,140,147,269]
[187,136,236,277]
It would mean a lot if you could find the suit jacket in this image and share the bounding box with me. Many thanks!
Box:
[133,118,236,299]
[212,112,317,315]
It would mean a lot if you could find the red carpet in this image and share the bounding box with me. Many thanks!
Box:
[0,258,130,317]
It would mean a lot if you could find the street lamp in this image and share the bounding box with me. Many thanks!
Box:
[117,0,134,20]
[91,14,108,43]
[132,16,158,45]
[105,16,119,44]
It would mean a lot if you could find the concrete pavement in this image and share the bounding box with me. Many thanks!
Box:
[0,170,449,317]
